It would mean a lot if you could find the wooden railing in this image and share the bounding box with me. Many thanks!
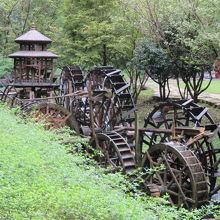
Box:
[14,79,56,84]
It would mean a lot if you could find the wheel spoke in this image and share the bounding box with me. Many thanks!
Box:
[142,143,208,208]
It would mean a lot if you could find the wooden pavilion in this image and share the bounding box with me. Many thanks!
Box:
[7,24,59,99]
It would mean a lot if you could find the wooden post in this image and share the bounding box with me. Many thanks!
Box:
[135,111,141,167]
[29,90,35,100]
[49,90,56,103]
[87,83,101,153]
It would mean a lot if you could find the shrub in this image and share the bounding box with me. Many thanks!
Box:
[0,56,13,79]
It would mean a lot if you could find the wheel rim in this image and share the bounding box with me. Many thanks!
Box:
[142,142,208,208]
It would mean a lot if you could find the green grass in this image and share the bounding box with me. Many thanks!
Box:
[0,104,182,219]
[198,80,220,94]
[138,88,154,101]
[0,104,219,219]
[137,88,155,127]
[180,79,220,94]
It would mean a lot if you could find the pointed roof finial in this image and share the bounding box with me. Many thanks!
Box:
[31,23,36,30]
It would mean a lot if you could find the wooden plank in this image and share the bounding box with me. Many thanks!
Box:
[114,126,207,136]
[115,84,129,94]
[135,112,141,166]
[106,69,121,76]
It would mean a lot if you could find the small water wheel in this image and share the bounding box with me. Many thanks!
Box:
[22,102,79,131]
[95,131,136,173]
[142,142,209,208]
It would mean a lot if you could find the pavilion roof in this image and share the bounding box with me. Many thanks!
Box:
[15,24,52,43]
[8,51,58,58]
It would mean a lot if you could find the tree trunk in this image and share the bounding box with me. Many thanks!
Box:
[103,44,107,66]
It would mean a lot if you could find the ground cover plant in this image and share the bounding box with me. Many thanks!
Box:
[0,104,219,219]
[0,104,179,219]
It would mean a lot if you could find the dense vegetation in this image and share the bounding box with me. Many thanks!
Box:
[0,0,220,100]
[1,0,219,65]
[0,104,176,219]
[0,1,219,218]
[0,57,13,78]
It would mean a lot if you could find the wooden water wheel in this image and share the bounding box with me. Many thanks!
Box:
[143,99,220,193]
[22,102,79,131]
[142,142,209,208]
[95,131,136,173]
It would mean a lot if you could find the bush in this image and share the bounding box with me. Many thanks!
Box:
[0,56,13,78]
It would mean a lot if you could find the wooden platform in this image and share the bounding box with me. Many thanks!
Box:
[8,82,59,88]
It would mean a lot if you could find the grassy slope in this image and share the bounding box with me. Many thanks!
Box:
[200,80,220,94]
[0,104,185,220]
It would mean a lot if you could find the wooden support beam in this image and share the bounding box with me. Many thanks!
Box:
[114,126,209,136]
[135,112,141,166]
[87,83,102,156]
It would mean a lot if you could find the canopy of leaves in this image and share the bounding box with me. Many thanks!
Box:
[132,40,174,83]
[54,0,131,68]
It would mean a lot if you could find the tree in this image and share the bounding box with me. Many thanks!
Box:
[178,64,212,102]
[159,11,219,101]
[132,40,174,101]
[58,0,125,68]
[0,0,62,57]
[123,0,220,102]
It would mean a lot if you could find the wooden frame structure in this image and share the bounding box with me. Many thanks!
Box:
[6,24,59,100]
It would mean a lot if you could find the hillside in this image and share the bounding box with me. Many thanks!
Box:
[0,104,217,219]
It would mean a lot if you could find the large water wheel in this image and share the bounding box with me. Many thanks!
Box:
[87,66,136,127]
[143,99,220,194]
[59,66,136,134]
[74,66,136,133]
[143,99,216,145]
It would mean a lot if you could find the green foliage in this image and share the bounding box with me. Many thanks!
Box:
[0,56,13,78]
[0,104,184,219]
[132,40,173,83]
[53,0,137,68]
[0,0,62,56]
[124,0,220,100]
[55,0,116,67]
[131,40,174,100]
[0,101,219,219]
